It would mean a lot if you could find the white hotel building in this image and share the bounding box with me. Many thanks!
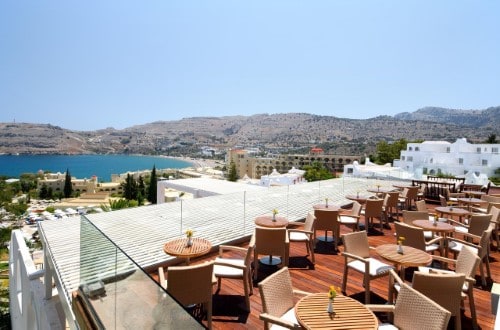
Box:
[393,138,500,179]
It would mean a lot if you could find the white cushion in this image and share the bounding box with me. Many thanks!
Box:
[348,258,393,276]
[289,231,309,242]
[213,258,245,278]
[339,215,357,224]
[425,244,440,253]
[269,308,299,330]
[378,323,398,329]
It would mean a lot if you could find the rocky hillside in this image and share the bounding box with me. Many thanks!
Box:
[0,107,498,156]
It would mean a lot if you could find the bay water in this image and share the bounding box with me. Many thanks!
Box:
[0,154,193,181]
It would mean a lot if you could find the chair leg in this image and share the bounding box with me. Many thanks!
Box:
[342,266,348,294]
[364,275,370,304]
[243,272,250,312]
[309,241,315,264]
[468,288,478,330]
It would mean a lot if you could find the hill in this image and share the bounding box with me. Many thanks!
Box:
[0,107,498,157]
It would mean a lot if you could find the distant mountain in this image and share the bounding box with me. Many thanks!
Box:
[394,106,500,128]
[1,107,499,156]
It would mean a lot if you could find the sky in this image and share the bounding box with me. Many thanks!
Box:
[1,1,499,131]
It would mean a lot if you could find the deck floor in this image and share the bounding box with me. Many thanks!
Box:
[153,200,500,330]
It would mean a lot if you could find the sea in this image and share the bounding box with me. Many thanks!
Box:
[0,154,193,182]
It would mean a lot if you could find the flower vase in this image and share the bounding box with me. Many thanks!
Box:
[187,237,193,247]
[327,299,334,313]
[397,244,403,254]
[272,214,276,221]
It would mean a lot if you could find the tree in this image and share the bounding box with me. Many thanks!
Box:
[63,169,73,198]
[147,165,157,204]
[374,139,408,165]
[303,162,334,182]
[486,134,498,144]
[227,161,238,182]
[122,173,138,200]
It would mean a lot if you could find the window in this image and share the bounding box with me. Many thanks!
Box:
[430,158,433,164]
[407,156,413,161]
[415,147,420,151]
[347,168,353,174]
[482,159,488,166]
[493,147,498,154]
[476,147,481,154]
[446,147,450,153]
[458,158,463,165]
[401,156,405,161]
[409,147,413,151]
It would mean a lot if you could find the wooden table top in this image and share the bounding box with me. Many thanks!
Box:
[255,215,288,228]
[313,204,340,211]
[367,188,394,194]
[345,194,374,204]
[163,237,212,259]
[435,206,470,217]
[457,197,484,204]
[412,219,455,233]
[462,190,486,197]
[375,244,432,268]
[295,293,377,330]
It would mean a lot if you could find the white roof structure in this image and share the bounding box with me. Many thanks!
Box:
[343,158,414,180]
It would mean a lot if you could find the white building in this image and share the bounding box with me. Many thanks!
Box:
[394,138,500,181]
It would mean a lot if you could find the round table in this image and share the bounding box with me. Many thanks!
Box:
[345,194,373,204]
[163,237,212,265]
[457,197,484,210]
[313,203,340,211]
[255,215,288,228]
[295,293,378,330]
[376,243,432,279]
[462,190,486,198]
[435,206,470,222]
[411,219,455,234]
[367,188,393,194]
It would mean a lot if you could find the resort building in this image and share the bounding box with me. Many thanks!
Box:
[227,148,360,179]
[394,138,500,180]
[37,173,123,195]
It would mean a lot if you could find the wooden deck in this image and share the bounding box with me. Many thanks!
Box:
[152,199,500,330]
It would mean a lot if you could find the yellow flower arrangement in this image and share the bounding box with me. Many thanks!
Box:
[328,285,339,300]
[397,236,405,246]
[185,229,193,238]
[272,209,279,215]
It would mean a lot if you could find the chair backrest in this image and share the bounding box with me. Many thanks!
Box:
[402,210,430,226]
[394,222,425,251]
[254,227,287,256]
[415,200,427,212]
[467,214,493,236]
[342,230,370,259]
[345,201,362,218]
[303,212,316,232]
[477,228,493,258]
[488,203,500,217]
[490,206,500,226]
[364,198,384,218]
[439,194,448,207]
[258,267,295,320]
[482,194,500,204]
[406,186,419,200]
[412,271,465,317]
[314,209,339,231]
[385,191,400,208]
[455,245,481,278]
[167,261,214,306]
[393,282,451,330]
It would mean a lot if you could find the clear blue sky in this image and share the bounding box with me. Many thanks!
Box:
[1,1,499,131]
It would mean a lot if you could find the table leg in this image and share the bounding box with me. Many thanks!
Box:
[259,255,281,266]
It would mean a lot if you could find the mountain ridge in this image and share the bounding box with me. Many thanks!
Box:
[1,106,498,156]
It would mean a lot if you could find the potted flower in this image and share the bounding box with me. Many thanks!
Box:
[272,209,278,221]
[325,197,329,208]
[433,213,439,226]
[327,285,339,313]
[185,229,193,247]
[397,236,405,254]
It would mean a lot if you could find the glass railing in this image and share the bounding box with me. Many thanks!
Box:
[78,216,203,329]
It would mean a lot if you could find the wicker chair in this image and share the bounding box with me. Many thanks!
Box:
[341,230,394,303]
[288,212,316,263]
[447,228,492,287]
[366,270,451,330]
[213,244,254,311]
[338,201,362,232]
[488,206,500,249]
[394,222,442,255]
[412,271,465,330]
[415,199,429,213]
[252,227,289,281]
[418,245,481,330]
[450,213,492,237]
[166,261,214,329]
[258,267,311,330]
[313,209,340,251]
[398,186,419,210]
[383,191,400,223]
[362,198,385,231]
